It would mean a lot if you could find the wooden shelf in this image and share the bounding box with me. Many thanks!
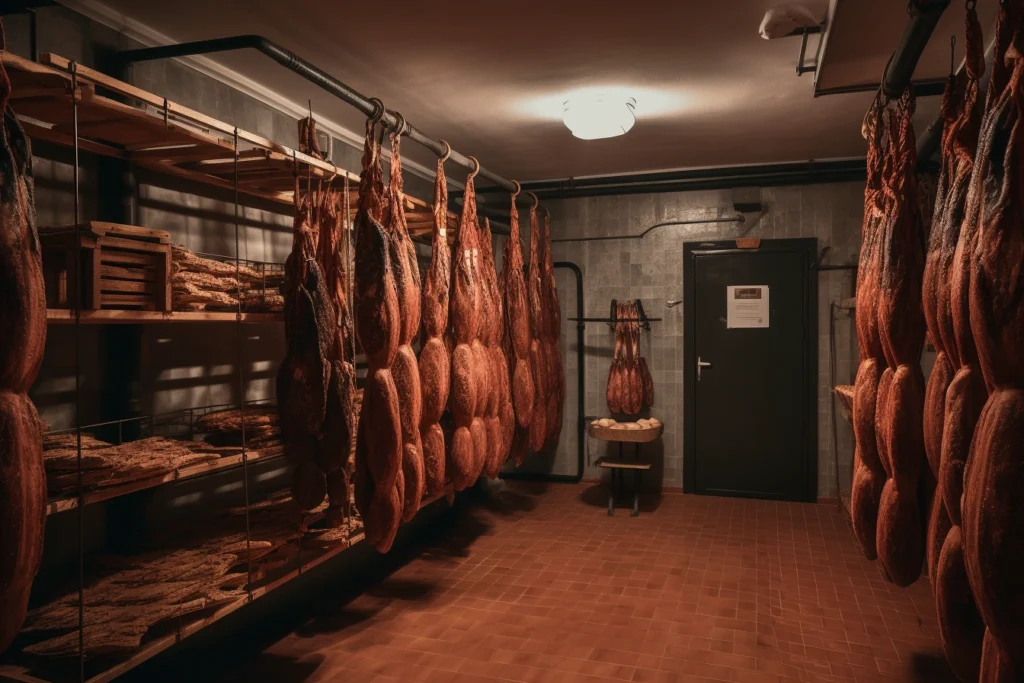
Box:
[833,385,854,426]
[0,485,453,683]
[46,309,282,324]
[1,51,459,241]
[46,447,283,516]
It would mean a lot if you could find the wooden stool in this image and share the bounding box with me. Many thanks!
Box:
[598,447,652,517]
[588,421,662,517]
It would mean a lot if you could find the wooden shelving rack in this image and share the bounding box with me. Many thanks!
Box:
[0,45,459,683]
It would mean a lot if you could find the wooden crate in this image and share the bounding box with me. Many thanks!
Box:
[39,222,171,311]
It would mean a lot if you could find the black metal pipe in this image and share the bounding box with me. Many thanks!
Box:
[112,35,520,193]
[551,217,744,243]
[500,261,585,484]
[474,160,870,200]
[882,0,951,99]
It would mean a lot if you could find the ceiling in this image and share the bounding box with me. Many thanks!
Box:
[80,0,997,183]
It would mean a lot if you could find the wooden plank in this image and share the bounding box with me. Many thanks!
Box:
[100,265,154,282]
[99,251,156,267]
[134,159,292,206]
[100,279,154,295]
[101,293,154,309]
[87,221,170,243]
[19,119,124,159]
[97,235,170,253]
[46,309,283,324]
[597,458,653,470]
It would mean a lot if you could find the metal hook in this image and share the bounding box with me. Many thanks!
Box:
[368,97,385,123]
[527,191,539,209]
[950,35,956,76]
[511,180,521,200]
[391,111,407,135]
[438,139,452,162]
[467,156,480,180]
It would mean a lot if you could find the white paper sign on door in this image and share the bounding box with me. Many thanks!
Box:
[727,285,769,328]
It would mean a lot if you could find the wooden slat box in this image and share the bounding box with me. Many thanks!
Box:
[39,222,171,311]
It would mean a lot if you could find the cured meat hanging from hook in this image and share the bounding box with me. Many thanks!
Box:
[382,119,425,522]
[353,107,403,553]
[874,91,927,589]
[850,98,890,563]
[921,5,988,680]
[526,202,548,452]
[963,0,1024,669]
[479,217,514,478]
[447,161,483,490]
[419,149,452,498]
[0,16,47,649]
[501,185,534,466]
[540,210,564,450]
[606,303,625,414]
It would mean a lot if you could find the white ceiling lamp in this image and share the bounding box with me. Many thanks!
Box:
[562,95,636,140]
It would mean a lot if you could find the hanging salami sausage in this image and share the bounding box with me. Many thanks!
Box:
[501,186,534,466]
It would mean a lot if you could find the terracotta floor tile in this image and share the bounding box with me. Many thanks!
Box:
[182,483,961,683]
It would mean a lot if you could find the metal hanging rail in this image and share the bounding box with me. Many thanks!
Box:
[111,35,520,194]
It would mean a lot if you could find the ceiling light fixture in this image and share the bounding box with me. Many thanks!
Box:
[562,95,636,140]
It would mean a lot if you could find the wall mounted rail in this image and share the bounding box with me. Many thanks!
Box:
[112,35,522,195]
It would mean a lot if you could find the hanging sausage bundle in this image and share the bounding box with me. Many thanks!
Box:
[850,101,888,562]
[352,112,404,552]
[923,5,988,680]
[526,203,548,452]
[447,167,484,490]
[278,114,355,522]
[419,153,452,498]
[874,91,928,589]
[962,0,1024,676]
[500,188,534,466]
[540,211,564,450]
[479,219,515,478]
[380,122,425,522]
[0,18,47,650]
[605,302,653,415]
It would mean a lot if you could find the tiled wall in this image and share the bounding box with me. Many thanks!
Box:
[514,183,863,499]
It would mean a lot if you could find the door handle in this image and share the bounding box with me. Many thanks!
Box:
[697,356,712,381]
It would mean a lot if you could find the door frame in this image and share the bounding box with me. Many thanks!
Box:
[681,238,818,502]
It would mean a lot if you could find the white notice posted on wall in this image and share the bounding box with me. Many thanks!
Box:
[726,285,769,328]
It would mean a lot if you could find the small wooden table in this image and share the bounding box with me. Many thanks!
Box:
[589,423,663,517]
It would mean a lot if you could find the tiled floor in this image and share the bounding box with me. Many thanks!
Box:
[221,482,955,683]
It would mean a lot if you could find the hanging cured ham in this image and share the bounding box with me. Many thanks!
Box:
[851,99,892,563]
[0,21,46,649]
[606,302,653,415]
[419,155,451,498]
[480,218,514,478]
[540,211,564,450]
[526,204,547,452]
[353,115,403,552]
[874,91,927,589]
[500,189,534,466]
[382,126,425,522]
[962,0,1024,673]
[923,5,987,680]
[447,169,483,490]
